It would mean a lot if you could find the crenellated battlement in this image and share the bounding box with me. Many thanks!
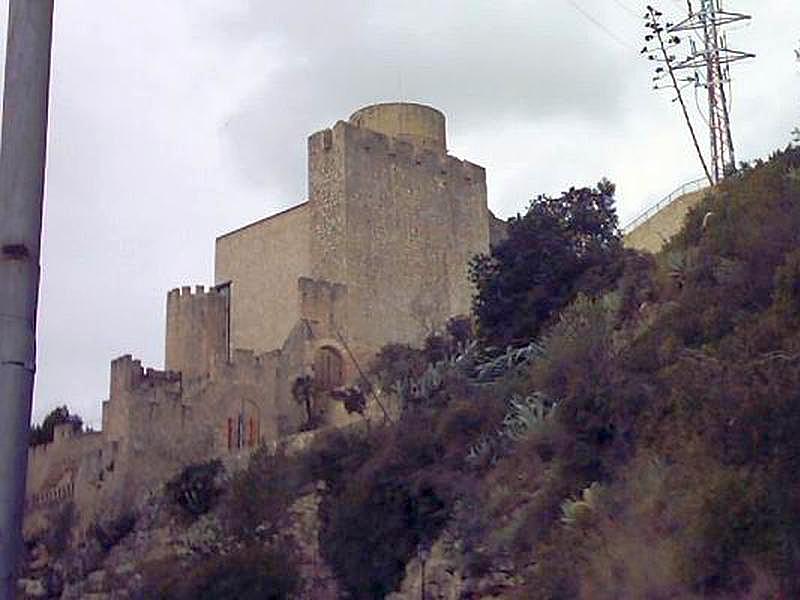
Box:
[110,354,181,396]
[211,347,279,379]
[310,119,484,187]
[165,282,230,379]
[167,284,226,300]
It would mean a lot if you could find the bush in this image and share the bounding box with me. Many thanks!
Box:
[91,510,137,553]
[225,446,310,539]
[315,393,501,599]
[140,545,299,600]
[368,343,428,392]
[470,180,623,346]
[166,459,225,519]
[44,501,76,557]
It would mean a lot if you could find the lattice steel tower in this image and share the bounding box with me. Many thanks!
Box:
[670,1,753,183]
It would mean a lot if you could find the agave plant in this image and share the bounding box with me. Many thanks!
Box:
[464,391,557,466]
[560,482,604,528]
[501,392,556,442]
[471,341,545,383]
[465,432,499,466]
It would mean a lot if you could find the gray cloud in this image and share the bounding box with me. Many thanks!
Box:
[0,0,794,426]
[215,1,632,199]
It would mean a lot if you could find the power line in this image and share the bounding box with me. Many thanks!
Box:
[567,0,634,50]
[609,0,641,20]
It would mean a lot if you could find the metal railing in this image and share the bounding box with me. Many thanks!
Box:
[622,177,709,234]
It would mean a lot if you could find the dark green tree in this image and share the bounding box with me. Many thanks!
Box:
[29,405,83,447]
[292,375,316,430]
[470,180,623,346]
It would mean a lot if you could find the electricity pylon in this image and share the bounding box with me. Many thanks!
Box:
[669,1,754,183]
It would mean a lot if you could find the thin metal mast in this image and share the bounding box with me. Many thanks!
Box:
[669,0,753,183]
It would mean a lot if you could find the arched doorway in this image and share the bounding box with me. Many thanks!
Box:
[314,346,344,391]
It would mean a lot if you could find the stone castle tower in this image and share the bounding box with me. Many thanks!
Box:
[216,102,497,360]
[24,102,504,534]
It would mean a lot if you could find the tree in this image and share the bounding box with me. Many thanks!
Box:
[29,405,83,447]
[794,41,799,143]
[291,375,315,430]
[642,5,713,185]
[470,180,623,347]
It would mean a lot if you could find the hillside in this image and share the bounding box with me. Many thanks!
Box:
[19,146,800,599]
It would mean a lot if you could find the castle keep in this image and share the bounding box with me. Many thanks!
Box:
[25,103,505,533]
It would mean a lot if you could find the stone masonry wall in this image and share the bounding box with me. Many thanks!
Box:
[624,188,709,253]
[215,203,312,355]
[308,119,489,354]
[165,285,229,379]
[102,350,283,509]
[23,346,290,537]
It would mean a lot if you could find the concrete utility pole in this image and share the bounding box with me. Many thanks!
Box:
[0,1,55,598]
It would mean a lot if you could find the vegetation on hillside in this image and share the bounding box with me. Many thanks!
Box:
[135,146,800,599]
[308,147,800,598]
[470,179,623,347]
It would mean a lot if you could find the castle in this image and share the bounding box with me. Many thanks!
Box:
[24,103,507,534]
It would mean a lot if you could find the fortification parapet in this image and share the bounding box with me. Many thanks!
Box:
[110,354,181,395]
[315,120,483,189]
[207,347,280,385]
[299,277,347,331]
[51,422,80,445]
[110,354,144,396]
[349,102,446,153]
[165,283,230,379]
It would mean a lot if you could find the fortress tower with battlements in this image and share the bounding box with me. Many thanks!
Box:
[24,102,506,533]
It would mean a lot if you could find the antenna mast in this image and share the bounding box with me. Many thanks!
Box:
[669,0,754,183]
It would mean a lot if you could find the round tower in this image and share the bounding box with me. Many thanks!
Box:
[349,102,446,152]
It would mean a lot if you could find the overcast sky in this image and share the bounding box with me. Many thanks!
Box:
[1,1,796,427]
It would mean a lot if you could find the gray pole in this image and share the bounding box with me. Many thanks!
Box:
[0,1,54,598]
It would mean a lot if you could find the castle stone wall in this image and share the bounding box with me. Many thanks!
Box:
[624,188,709,253]
[25,102,494,540]
[215,203,311,354]
[25,428,102,505]
[309,119,489,353]
[103,350,283,507]
[348,102,447,153]
[165,285,229,379]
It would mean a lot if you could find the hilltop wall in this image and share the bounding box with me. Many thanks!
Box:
[24,345,292,534]
[624,188,709,253]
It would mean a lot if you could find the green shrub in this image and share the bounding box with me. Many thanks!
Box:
[45,501,76,557]
[470,180,623,346]
[141,545,299,600]
[91,510,137,553]
[225,446,310,539]
[317,408,470,598]
[772,248,800,325]
[166,459,225,519]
